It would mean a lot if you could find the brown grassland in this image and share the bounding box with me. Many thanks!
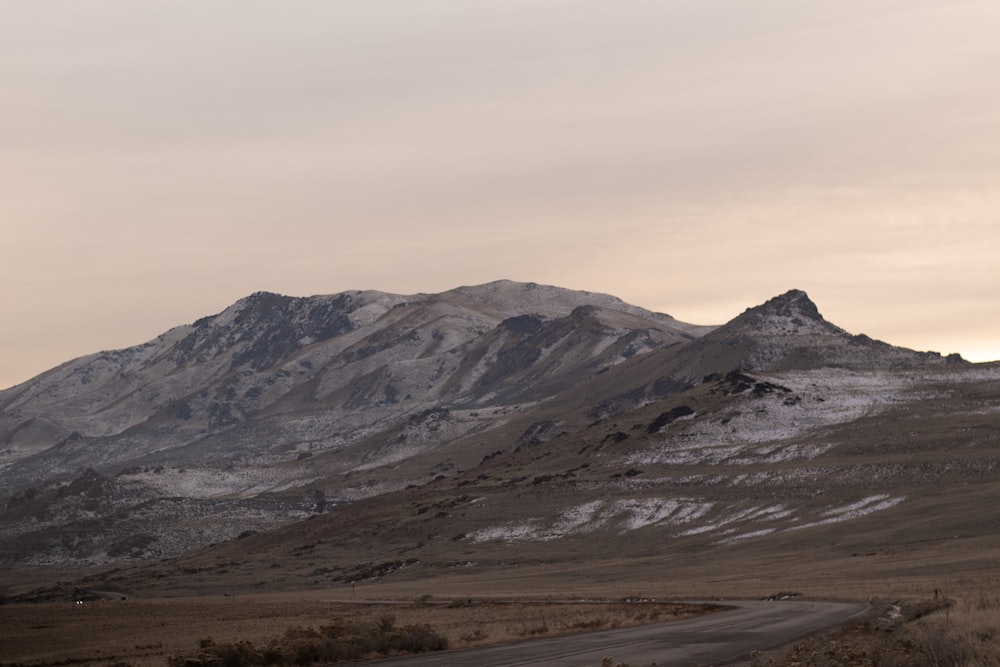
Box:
[0,592,715,667]
[3,563,1000,667]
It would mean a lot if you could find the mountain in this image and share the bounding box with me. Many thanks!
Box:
[0,281,702,565]
[122,360,998,599]
[0,282,983,585]
[660,289,962,382]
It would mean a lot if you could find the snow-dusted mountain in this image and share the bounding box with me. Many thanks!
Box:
[0,282,975,571]
[0,281,696,487]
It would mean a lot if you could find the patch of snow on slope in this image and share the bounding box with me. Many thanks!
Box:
[791,495,906,531]
[678,504,791,536]
[629,439,834,467]
[706,495,905,544]
[629,369,927,467]
[542,500,607,540]
[614,498,687,530]
[728,442,836,465]
[126,467,320,499]
[347,293,404,327]
[469,497,715,543]
[468,520,543,543]
[718,528,779,544]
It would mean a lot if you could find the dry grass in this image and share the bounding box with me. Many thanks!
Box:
[4,572,1000,667]
[164,616,448,667]
[747,577,1000,667]
[0,594,714,667]
[4,544,998,667]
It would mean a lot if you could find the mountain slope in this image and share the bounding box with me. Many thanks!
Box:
[0,281,707,565]
[0,283,971,571]
[89,362,1000,598]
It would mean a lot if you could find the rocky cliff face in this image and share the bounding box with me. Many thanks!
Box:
[0,282,966,567]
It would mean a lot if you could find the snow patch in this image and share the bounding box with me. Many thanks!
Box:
[627,368,935,467]
[124,468,321,499]
[469,497,716,543]
[791,495,906,531]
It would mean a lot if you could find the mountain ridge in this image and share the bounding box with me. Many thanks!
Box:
[0,281,976,573]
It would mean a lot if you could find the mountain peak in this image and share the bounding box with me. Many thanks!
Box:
[664,288,964,382]
[759,289,822,320]
[721,289,843,338]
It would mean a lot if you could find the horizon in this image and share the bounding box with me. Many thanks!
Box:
[2,280,995,391]
[3,1,998,389]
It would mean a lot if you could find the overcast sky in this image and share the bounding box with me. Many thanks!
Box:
[2,0,999,389]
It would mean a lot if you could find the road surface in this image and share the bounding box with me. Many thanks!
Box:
[346,599,871,666]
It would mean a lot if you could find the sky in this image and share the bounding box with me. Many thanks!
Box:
[2,0,999,390]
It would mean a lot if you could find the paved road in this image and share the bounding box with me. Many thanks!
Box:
[346,599,871,666]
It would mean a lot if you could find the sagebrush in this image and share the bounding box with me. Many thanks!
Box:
[167,615,447,667]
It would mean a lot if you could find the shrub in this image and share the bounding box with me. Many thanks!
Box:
[167,617,448,667]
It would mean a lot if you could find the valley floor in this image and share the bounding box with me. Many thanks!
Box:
[3,555,999,667]
[0,593,716,667]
